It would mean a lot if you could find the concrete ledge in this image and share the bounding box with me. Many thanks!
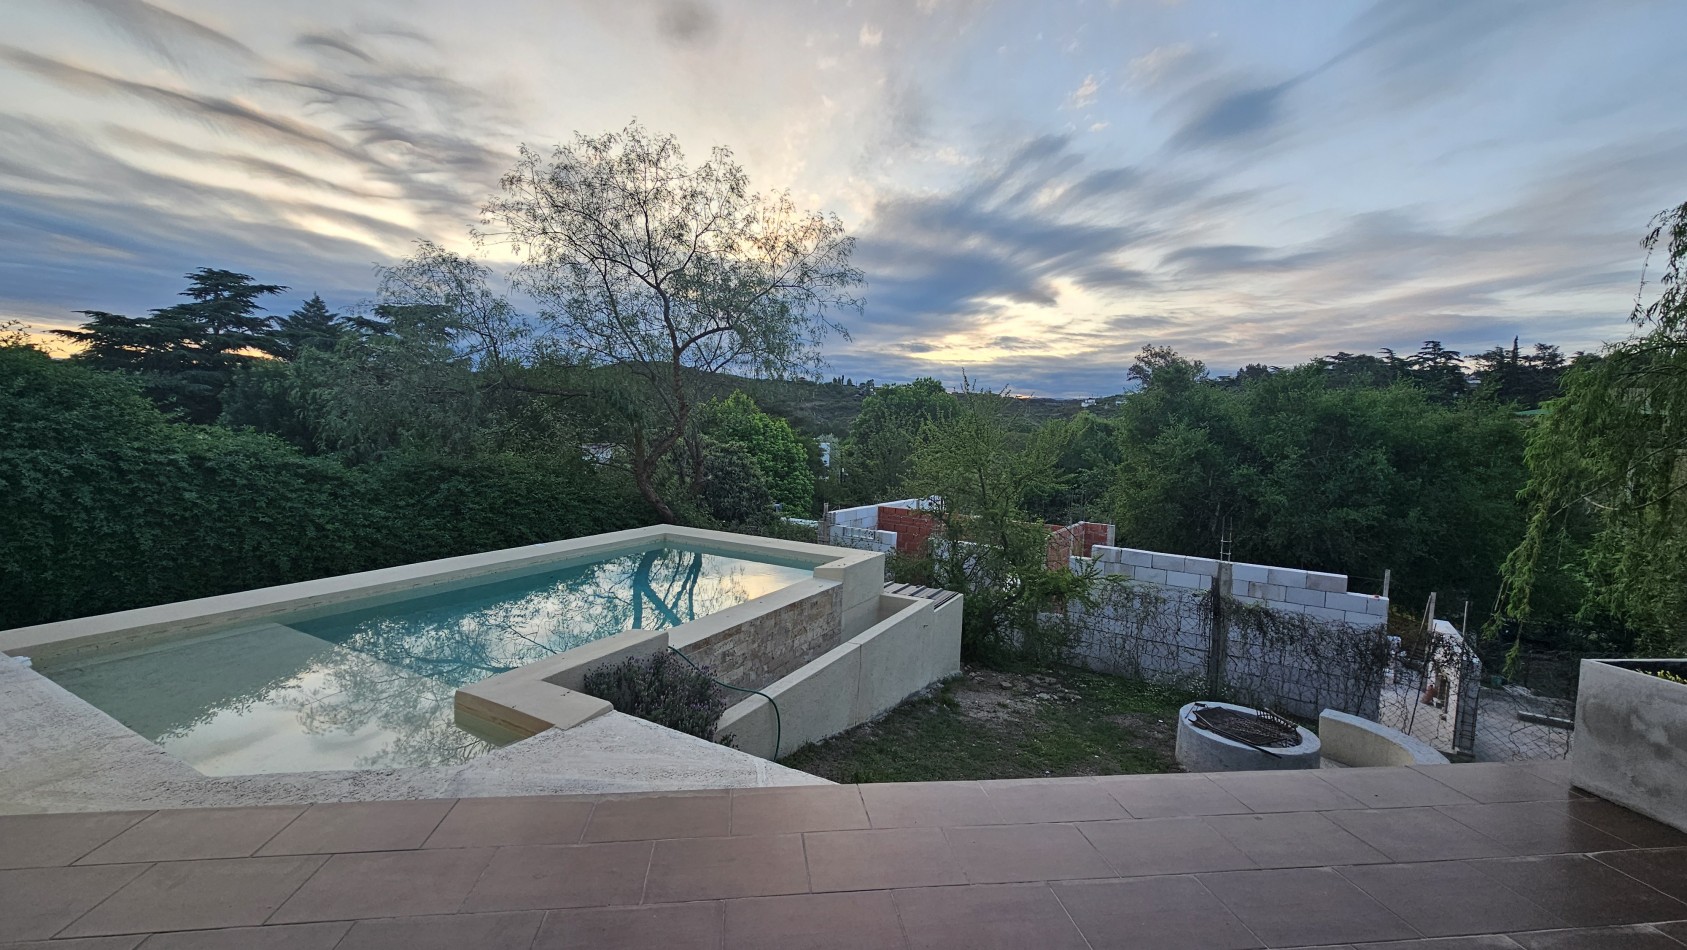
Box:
[1572,658,1687,833]
[1319,709,1448,766]
[719,591,964,760]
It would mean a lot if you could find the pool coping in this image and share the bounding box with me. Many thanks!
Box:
[0,525,887,779]
[0,524,879,663]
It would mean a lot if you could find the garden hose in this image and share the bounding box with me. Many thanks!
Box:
[667,645,783,759]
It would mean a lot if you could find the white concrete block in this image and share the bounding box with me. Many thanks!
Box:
[1182,556,1220,577]
[1344,610,1385,628]
[1283,587,1324,607]
[1267,568,1309,588]
[1245,581,1287,601]
[1165,571,1207,590]
[1151,553,1188,573]
[1322,592,1367,614]
[1230,563,1271,584]
[1301,605,1346,622]
[1133,567,1169,585]
[1359,594,1389,617]
[1304,571,1347,593]
[1116,548,1155,568]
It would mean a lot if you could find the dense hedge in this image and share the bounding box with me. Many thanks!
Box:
[0,346,655,629]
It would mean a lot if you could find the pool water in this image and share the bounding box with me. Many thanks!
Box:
[41,546,813,775]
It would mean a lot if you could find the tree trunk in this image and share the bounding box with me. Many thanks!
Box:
[633,458,679,523]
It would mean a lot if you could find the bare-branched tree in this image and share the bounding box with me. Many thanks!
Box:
[478,121,863,520]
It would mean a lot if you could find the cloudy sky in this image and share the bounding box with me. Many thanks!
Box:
[4,0,1685,396]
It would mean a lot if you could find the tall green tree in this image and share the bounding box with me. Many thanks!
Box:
[698,391,814,514]
[1501,200,1687,655]
[272,294,345,359]
[480,120,863,521]
[1107,346,1526,609]
[53,268,285,422]
[838,377,957,503]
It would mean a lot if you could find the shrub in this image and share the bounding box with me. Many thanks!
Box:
[581,650,732,742]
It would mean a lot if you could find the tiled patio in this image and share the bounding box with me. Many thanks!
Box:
[3,762,1686,949]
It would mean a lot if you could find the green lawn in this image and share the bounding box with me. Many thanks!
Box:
[778,664,1195,783]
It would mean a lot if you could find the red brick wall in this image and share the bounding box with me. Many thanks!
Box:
[877,505,939,555]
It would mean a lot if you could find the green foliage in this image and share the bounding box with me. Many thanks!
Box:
[0,346,649,629]
[1106,350,1527,610]
[839,377,957,504]
[481,120,862,520]
[52,269,286,423]
[581,651,732,742]
[694,438,777,528]
[1500,201,1687,656]
[903,384,1090,664]
[699,391,814,514]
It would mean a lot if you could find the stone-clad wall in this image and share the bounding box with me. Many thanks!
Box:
[682,584,844,692]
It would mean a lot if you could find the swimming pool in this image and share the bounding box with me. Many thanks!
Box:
[36,544,813,775]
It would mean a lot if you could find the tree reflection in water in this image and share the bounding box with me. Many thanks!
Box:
[277,547,804,768]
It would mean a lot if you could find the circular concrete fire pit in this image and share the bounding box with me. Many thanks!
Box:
[1175,700,1320,772]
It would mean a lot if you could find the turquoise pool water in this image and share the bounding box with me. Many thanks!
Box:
[41,545,813,776]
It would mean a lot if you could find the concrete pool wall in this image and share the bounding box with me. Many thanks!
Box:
[0,524,955,789]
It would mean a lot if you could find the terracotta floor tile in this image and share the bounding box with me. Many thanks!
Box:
[134,922,352,949]
[80,807,305,864]
[257,800,453,855]
[643,833,808,902]
[1326,807,1512,862]
[533,902,722,950]
[1096,773,1251,819]
[0,812,149,869]
[1079,817,1256,876]
[804,827,965,892]
[1198,866,1418,947]
[859,782,1004,828]
[1651,919,1687,942]
[1052,875,1262,950]
[1414,764,1581,804]
[1209,770,1368,812]
[943,822,1114,884]
[1474,854,1687,927]
[1507,924,1684,949]
[722,891,905,950]
[1436,801,1630,855]
[894,883,1089,950]
[423,797,595,849]
[1318,767,1480,809]
[0,863,150,940]
[1593,848,1687,903]
[1568,801,1687,849]
[458,842,652,913]
[1339,860,1565,937]
[267,848,495,924]
[334,911,545,950]
[1203,810,1389,868]
[5,938,147,950]
[580,792,730,842]
[1351,937,1523,949]
[61,856,325,938]
[978,778,1129,823]
[729,786,869,836]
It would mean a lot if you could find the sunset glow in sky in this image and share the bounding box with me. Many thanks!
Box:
[4,0,1685,395]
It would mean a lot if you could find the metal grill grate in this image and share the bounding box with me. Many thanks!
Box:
[1187,705,1302,749]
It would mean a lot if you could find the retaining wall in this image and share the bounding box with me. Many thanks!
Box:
[719,591,964,759]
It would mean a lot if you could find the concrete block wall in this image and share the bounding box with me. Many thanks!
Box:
[1085,546,1387,630]
[1068,545,1391,719]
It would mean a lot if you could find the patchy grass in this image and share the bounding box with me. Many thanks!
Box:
[778,664,1195,783]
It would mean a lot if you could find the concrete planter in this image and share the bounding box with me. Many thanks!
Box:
[1571,658,1687,833]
